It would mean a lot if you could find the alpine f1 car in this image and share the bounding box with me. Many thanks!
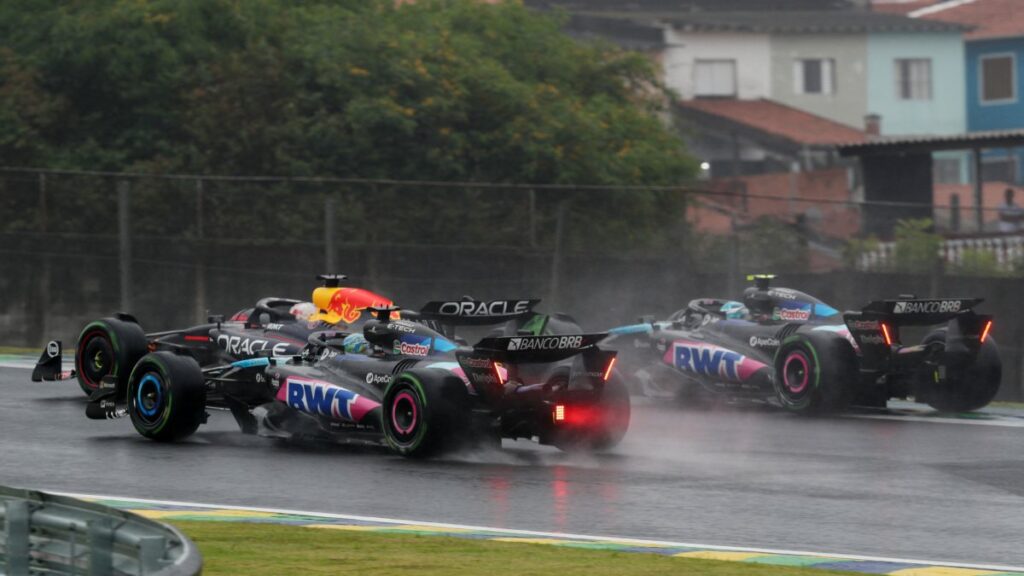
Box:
[605,275,1000,414]
[38,300,629,457]
[32,275,396,396]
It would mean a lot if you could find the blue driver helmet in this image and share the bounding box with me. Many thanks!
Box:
[721,301,749,320]
[342,333,368,354]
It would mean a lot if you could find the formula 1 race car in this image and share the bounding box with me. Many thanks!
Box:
[32,275,396,396]
[606,275,1000,414]
[62,302,628,458]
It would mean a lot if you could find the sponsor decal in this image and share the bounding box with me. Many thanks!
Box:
[506,335,583,352]
[365,372,392,385]
[46,341,59,358]
[393,334,431,357]
[318,348,337,361]
[893,300,962,314]
[462,356,493,369]
[284,377,379,422]
[387,321,417,334]
[323,288,395,324]
[672,343,745,381]
[848,320,880,331]
[772,305,812,322]
[633,338,651,349]
[437,300,531,317]
[265,323,284,331]
[769,289,797,300]
[216,334,290,357]
[749,336,779,348]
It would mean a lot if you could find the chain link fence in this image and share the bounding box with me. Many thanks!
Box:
[1,167,1022,399]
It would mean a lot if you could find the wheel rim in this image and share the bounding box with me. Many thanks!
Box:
[78,331,114,390]
[783,351,810,395]
[135,372,165,424]
[391,391,418,436]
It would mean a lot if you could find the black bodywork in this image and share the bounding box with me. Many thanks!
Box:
[606,276,1000,413]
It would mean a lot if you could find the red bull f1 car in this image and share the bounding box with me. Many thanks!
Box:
[606,275,1000,414]
[32,275,396,396]
[40,302,627,458]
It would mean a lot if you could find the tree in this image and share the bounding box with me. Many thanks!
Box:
[0,0,697,249]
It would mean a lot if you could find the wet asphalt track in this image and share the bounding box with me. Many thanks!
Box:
[2,365,1024,566]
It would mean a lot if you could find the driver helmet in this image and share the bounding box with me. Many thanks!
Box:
[289,302,318,325]
[720,301,749,320]
[342,333,369,355]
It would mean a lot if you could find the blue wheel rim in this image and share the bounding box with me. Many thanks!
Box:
[137,373,164,419]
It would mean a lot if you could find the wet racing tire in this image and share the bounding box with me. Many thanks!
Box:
[553,372,632,452]
[127,352,206,442]
[382,369,470,458]
[774,331,857,414]
[921,329,1002,413]
[75,317,148,397]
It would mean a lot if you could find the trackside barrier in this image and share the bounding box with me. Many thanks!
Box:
[0,486,201,576]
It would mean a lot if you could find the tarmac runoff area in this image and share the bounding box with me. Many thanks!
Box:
[2,358,1024,571]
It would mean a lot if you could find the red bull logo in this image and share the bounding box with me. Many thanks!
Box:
[312,287,397,325]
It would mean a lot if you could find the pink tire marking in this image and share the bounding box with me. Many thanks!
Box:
[784,352,810,394]
[391,391,418,435]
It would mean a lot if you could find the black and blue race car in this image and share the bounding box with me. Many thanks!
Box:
[39,299,629,458]
[606,275,1000,414]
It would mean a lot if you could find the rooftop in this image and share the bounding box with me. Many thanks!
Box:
[908,0,1024,41]
[677,99,866,147]
[580,9,969,34]
[837,128,1024,156]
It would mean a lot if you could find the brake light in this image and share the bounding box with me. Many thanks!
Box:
[980,320,993,344]
[554,404,565,422]
[494,362,506,385]
[880,323,893,346]
[602,356,617,382]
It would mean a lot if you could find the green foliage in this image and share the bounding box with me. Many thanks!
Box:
[893,219,941,273]
[693,217,808,274]
[842,235,880,269]
[0,0,696,249]
[948,248,1004,277]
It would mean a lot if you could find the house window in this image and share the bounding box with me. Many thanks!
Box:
[694,60,737,97]
[793,59,835,95]
[980,54,1015,103]
[895,59,932,100]
[982,156,1017,183]
[933,157,962,184]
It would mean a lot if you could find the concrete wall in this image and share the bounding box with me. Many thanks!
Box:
[867,32,967,135]
[770,34,869,129]
[663,29,771,100]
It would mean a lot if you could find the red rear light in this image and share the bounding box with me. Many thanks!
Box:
[980,320,993,344]
[880,323,893,346]
[554,404,565,422]
[602,356,617,382]
[494,362,506,385]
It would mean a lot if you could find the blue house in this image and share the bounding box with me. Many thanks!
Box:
[914,0,1024,183]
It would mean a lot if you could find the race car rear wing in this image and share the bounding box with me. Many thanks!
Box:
[843,298,991,372]
[416,299,540,326]
[455,333,615,405]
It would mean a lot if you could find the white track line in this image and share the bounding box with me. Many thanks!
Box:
[847,413,1024,428]
[51,490,1024,573]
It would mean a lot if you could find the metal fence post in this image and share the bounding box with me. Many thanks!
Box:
[5,499,30,575]
[37,172,51,346]
[324,194,336,273]
[87,518,114,576]
[194,179,206,324]
[117,180,132,312]
[548,200,570,309]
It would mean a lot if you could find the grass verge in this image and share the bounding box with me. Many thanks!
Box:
[170,521,857,576]
[0,346,37,355]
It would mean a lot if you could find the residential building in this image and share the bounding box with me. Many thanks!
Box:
[909,0,1024,183]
